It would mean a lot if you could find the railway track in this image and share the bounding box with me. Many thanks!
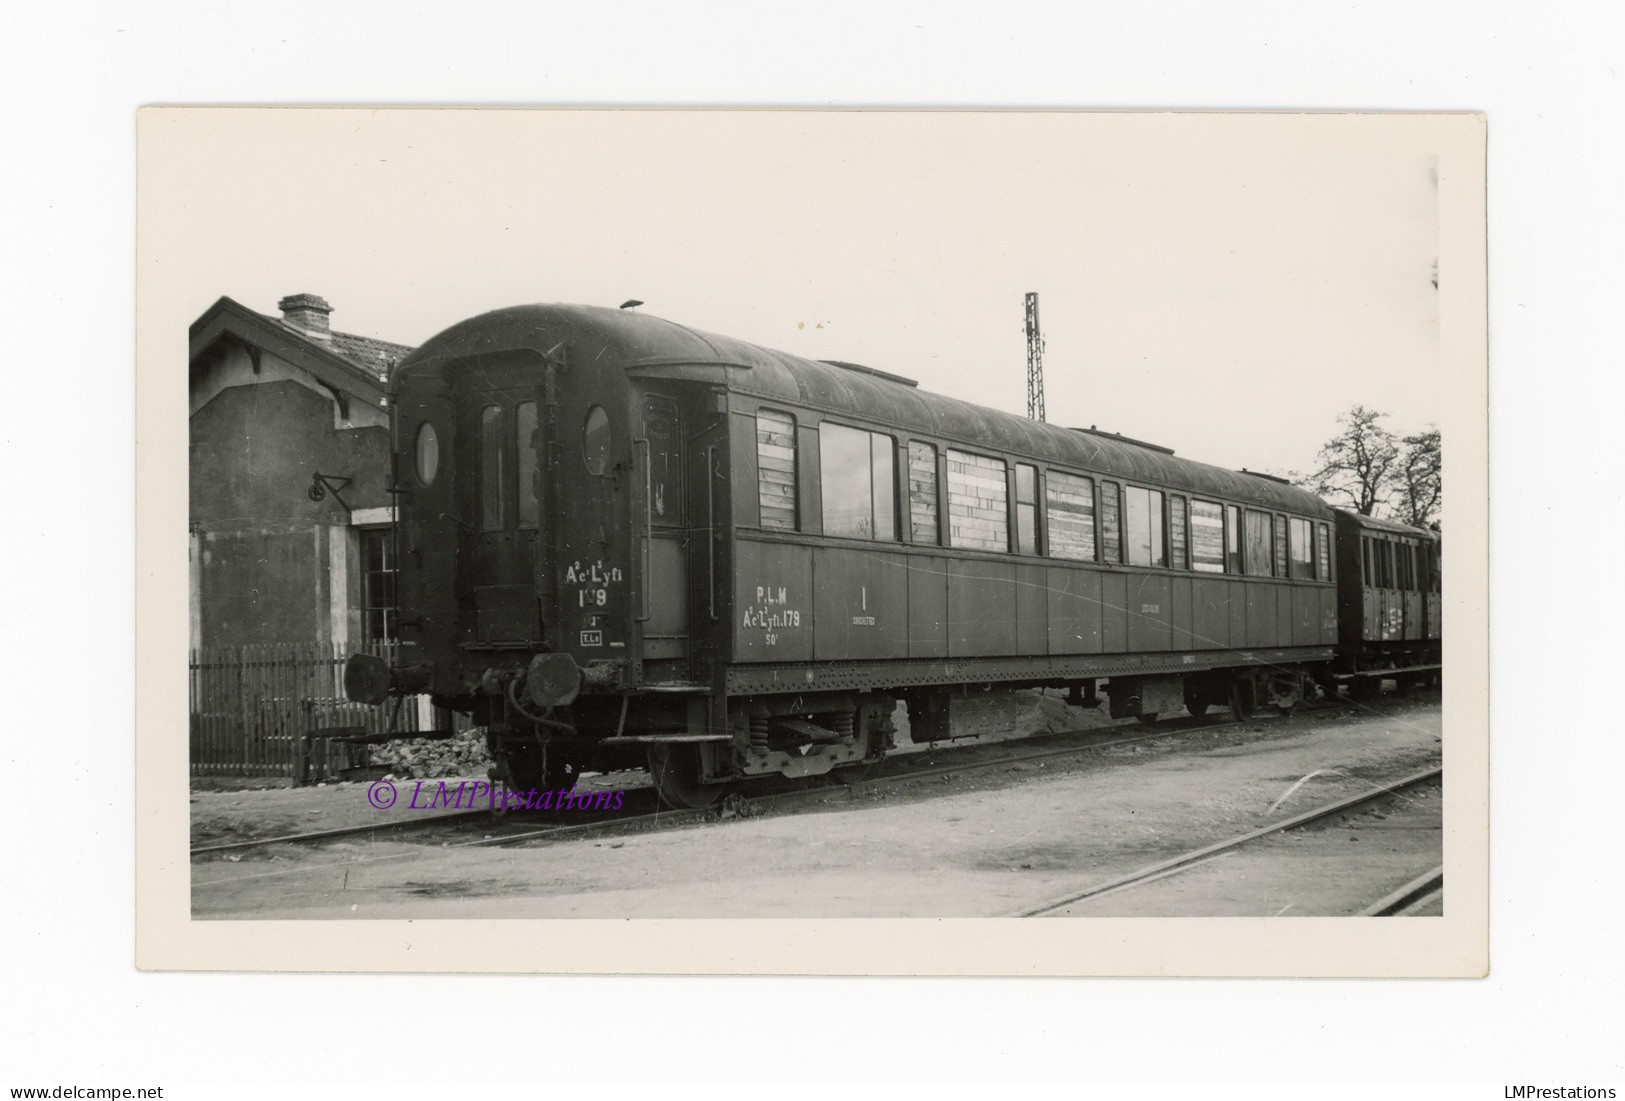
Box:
[1011,764,1443,917]
[192,711,1257,860]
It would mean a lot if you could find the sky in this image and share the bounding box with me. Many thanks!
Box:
[159,109,1443,478]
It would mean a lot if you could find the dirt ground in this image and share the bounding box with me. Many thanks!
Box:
[192,693,1443,919]
[188,690,1115,846]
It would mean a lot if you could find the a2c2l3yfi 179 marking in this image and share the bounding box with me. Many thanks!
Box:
[565,559,624,610]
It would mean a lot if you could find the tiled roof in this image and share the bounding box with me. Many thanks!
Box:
[321,328,414,378]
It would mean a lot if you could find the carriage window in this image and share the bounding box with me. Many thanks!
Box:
[480,404,505,531]
[1191,500,1224,573]
[414,422,439,487]
[1015,463,1038,554]
[1045,471,1095,561]
[582,405,611,476]
[1362,537,1373,586]
[1273,514,1289,577]
[908,441,939,545]
[1378,541,1394,588]
[1225,505,1242,574]
[947,448,1009,552]
[1316,523,1332,582]
[755,410,797,531]
[1101,481,1122,562]
[1289,517,1314,579]
[516,401,539,528]
[1126,486,1166,567]
[1244,510,1273,577]
[818,422,897,540]
[1169,495,1188,569]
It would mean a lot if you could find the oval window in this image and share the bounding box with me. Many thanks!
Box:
[583,406,611,475]
[415,422,440,486]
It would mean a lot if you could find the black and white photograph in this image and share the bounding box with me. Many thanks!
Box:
[137,107,1486,975]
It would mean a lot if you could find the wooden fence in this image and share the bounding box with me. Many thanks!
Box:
[189,641,443,782]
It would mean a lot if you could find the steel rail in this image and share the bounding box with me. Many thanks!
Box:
[1011,764,1443,918]
[1360,864,1445,916]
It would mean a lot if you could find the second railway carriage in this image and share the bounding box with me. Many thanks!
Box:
[1333,508,1442,694]
[345,304,1346,807]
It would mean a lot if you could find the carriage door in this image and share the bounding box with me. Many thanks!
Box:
[460,387,542,644]
[639,393,689,666]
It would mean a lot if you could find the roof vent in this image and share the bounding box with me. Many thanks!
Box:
[1069,426,1174,455]
[819,360,919,388]
[278,293,333,339]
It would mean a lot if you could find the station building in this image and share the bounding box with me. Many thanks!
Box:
[188,293,413,651]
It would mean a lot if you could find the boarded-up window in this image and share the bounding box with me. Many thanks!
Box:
[1273,514,1288,577]
[946,448,1008,552]
[1125,486,1166,567]
[908,441,939,545]
[755,410,797,530]
[1169,495,1188,569]
[1316,523,1332,581]
[1289,516,1314,579]
[516,401,539,529]
[480,404,505,531]
[1045,471,1095,561]
[1244,509,1273,577]
[1191,499,1224,573]
[1101,481,1122,562]
[1015,463,1038,554]
[818,422,896,540]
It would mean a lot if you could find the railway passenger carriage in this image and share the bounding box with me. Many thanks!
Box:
[343,304,1418,808]
[1333,509,1442,693]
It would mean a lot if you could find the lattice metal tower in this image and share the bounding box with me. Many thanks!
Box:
[1024,291,1046,422]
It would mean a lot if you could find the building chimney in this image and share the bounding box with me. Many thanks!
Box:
[278,293,333,338]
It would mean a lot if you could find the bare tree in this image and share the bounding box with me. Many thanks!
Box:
[1309,405,1399,516]
[1397,427,1442,530]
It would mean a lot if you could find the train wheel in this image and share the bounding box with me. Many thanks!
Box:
[830,760,877,784]
[1183,686,1210,718]
[1229,680,1256,723]
[831,693,894,784]
[647,745,726,810]
[501,740,575,795]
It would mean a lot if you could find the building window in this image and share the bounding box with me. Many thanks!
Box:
[1244,509,1273,577]
[480,404,505,531]
[1125,486,1166,567]
[1191,499,1225,573]
[755,410,797,531]
[1014,463,1038,554]
[946,448,1008,552]
[1316,523,1332,582]
[1045,471,1096,561]
[1101,481,1122,563]
[1169,495,1188,570]
[908,441,939,545]
[361,529,396,642]
[516,401,539,529]
[1289,516,1314,579]
[819,422,897,540]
